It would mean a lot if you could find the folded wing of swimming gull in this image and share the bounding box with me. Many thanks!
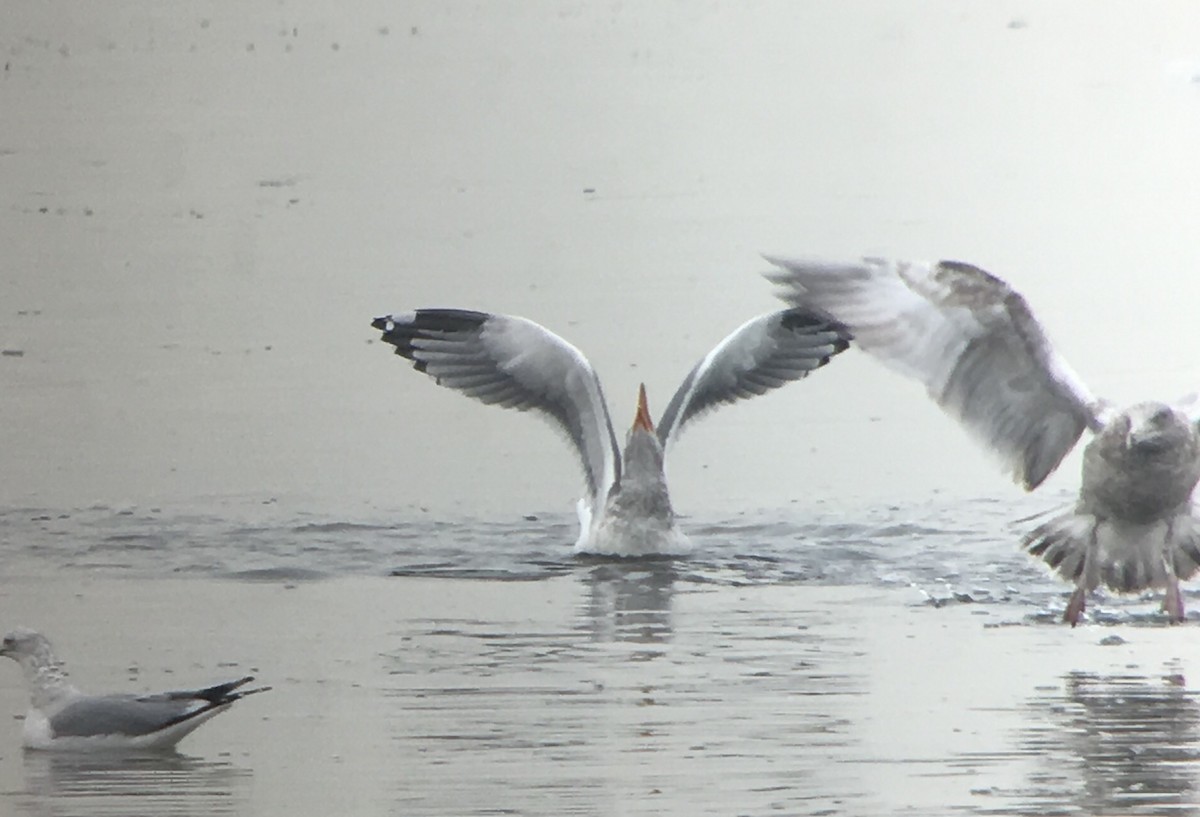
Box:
[1,628,269,751]
[371,310,621,511]
[763,256,1106,489]
[656,307,851,450]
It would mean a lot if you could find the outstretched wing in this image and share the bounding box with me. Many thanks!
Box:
[764,256,1104,490]
[372,309,621,503]
[656,307,851,450]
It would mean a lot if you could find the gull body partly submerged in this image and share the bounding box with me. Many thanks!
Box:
[765,255,1200,624]
[0,628,269,751]
[372,307,850,556]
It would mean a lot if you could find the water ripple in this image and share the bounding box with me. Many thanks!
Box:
[4,492,1196,625]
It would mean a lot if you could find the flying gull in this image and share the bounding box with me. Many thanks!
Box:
[371,307,850,556]
[765,255,1200,624]
[1,627,269,751]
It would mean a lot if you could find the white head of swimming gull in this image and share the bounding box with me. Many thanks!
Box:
[371,307,851,556]
[764,255,1200,625]
[0,627,269,751]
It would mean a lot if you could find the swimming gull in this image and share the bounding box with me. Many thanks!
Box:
[0,627,269,751]
[764,255,1200,624]
[371,307,851,556]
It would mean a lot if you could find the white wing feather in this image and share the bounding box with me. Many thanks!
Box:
[763,256,1103,489]
[373,310,621,505]
[656,307,851,450]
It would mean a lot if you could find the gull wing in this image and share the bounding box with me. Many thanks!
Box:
[49,676,266,738]
[372,309,621,503]
[656,308,851,451]
[763,256,1104,489]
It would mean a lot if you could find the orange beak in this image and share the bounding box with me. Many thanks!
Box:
[632,383,654,432]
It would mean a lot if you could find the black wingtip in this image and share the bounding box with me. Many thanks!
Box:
[235,684,272,700]
[779,308,854,366]
[196,675,257,703]
[371,309,494,361]
[780,306,853,341]
[371,314,417,359]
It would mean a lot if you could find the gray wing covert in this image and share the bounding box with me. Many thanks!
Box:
[50,694,198,737]
[656,307,851,450]
[372,309,621,501]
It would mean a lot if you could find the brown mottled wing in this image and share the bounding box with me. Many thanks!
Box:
[764,256,1103,489]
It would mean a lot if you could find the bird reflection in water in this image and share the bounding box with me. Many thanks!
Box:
[577,559,679,648]
[1020,666,1200,815]
[19,750,252,816]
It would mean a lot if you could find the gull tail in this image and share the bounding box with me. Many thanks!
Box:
[149,676,271,733]
[1023,509,1200,593]
[163,676,272,707]
[1022,512,1098,588]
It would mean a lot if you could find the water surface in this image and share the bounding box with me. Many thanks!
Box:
[5,498,1200,816]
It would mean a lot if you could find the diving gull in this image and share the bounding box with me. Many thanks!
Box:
[765,255,1200,624]
[371,307,851,556]
[1,627,269,750]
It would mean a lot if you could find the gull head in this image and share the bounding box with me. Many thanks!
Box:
[1081,401,1200,529]
[0,628,74,709]
[620,384,667,486]
[1123,402,1193,455]
[0,627,50,662]
[0,628,62,685]
[624,381,662,446]
[631,383,654,435]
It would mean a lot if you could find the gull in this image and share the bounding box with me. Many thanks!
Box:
[765,255,1200,624]
[371,307,850,556]
[0,627,269,751]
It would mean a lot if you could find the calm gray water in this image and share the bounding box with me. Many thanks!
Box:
[4,497,1200,816]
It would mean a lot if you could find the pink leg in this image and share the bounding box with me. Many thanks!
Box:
[1163,573,1185,624]
[1064,587,1087,627]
